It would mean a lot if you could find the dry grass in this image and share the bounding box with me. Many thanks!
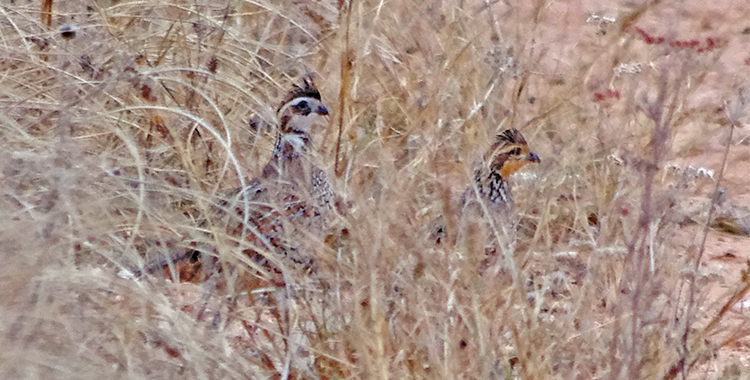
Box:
[2,0,750,379]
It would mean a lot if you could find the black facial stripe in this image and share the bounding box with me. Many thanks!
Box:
[293,100,311,115]
[278,79,322,112]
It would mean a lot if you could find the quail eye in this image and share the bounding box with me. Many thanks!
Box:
[510,148,521,155]
[295,100,309,111]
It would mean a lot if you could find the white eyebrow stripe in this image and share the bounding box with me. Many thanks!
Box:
[277,97,320,116]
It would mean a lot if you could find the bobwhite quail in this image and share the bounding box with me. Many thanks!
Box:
[135,79,335,285]
[433,128,540,247]
[466,128,540,212]
[218,78,335,283]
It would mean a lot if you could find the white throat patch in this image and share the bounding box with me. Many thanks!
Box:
[280,133,309,152]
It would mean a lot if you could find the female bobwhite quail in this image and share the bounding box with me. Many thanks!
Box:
[432,128,540,249]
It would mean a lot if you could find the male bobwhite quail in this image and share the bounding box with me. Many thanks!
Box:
[135,79,335,286]
[217,78,335,284]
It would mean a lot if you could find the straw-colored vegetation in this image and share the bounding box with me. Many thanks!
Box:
[2,0,749,379]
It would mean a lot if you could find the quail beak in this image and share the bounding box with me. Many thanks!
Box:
[527,152,541,163]
[316,105,329,116]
